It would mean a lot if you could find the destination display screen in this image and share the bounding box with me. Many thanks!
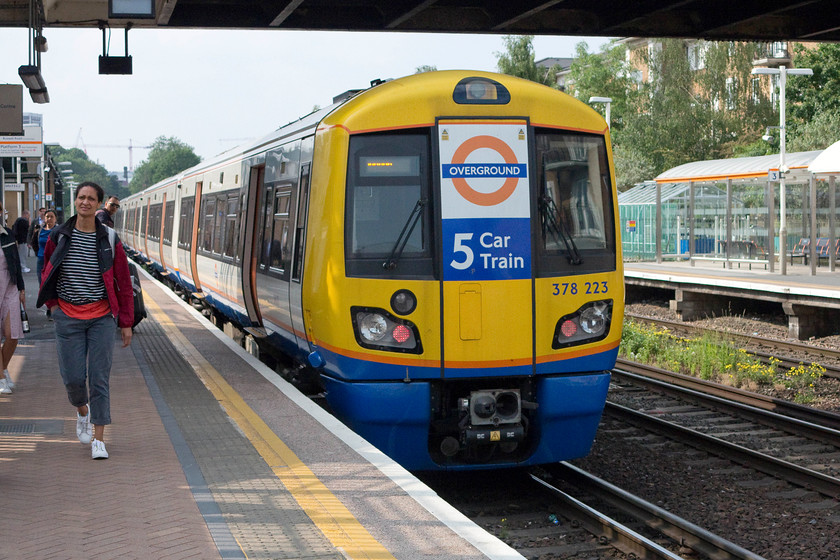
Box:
[360,156,419,177]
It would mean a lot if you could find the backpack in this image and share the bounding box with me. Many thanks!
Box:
[107,227,146,328]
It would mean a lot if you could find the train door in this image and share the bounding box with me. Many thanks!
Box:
[253,181,296,336]
[290,162,311,354]
[190,182,203,293]
[438,119,534,377]
[241,166,264,327]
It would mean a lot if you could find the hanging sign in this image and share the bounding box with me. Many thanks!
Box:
[439,120,531,281]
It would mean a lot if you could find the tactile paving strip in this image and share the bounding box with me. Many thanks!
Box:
[134,316,342,560]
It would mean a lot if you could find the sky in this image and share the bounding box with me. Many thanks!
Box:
[1,28,611,173]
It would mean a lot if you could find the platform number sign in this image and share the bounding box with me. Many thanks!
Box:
[439,121,531,281]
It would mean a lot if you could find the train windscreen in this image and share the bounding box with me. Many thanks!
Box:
[535,130,616,276]
[345,132,434,278]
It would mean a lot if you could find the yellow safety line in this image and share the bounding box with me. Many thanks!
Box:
[144,296,396,560]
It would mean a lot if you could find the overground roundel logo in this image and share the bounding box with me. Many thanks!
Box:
[449,135,522,207]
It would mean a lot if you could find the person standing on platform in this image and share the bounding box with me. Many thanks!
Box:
[35,210,57,288]
[95,196,120,228]
[28,207,45,259]
[0,204,27,395]
[37,182,134,459]
[12,210,30,273]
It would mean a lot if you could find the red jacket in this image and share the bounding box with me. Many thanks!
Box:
[36,217,134,329]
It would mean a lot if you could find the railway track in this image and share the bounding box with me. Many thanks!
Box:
[625,312,840,378]
[609,362,840,497]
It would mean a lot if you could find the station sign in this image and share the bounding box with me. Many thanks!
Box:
[0,125,42,158]
[3,183,24,192]
[439,120,531,281]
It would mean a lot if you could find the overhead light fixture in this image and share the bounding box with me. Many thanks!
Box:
[29,88,49,104]
[99,23,134,75]
[18,65,45,90]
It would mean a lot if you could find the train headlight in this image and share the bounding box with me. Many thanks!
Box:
[580,304,607,334]
[453,77,511,105]
[351,307,423,354]
[552,300,613,349]
[359,313,388,342]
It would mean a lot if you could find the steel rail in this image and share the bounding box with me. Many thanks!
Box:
[538,463,767,560]
[605,401,840,499]
[614,358,840,432]
[530,469,685,560]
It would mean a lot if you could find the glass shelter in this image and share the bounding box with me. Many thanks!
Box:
[619,149,840,274]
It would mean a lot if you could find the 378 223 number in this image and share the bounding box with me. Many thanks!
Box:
[552,282,609,296]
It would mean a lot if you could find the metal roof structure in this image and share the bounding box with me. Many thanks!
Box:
[1,0,839,41]
[654,150,824,184]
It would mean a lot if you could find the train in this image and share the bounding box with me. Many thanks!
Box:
[117,70,624,471]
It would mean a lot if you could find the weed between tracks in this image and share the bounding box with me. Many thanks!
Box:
[620,320,825,403]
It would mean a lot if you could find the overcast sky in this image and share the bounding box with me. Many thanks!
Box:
[1,28,610,172]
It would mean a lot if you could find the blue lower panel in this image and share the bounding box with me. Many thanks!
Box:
[320,376,436,470]
[321,371,611,471]
[527,373,611,464]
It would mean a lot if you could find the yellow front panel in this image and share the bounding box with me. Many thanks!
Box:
[443,279,532,367]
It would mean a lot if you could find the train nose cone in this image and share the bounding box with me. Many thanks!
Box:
[473,395,496,418]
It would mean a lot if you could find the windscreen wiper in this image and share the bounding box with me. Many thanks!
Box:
[383,198,427,270]
[539,195,583,265]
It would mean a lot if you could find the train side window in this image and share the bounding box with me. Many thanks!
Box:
[163,201,175,244]
[179,196,195,249]
[201,196,216,253]
[534,129,616,275]
[223,192,239,258]
[269,188,292,274]
[345,131,433,278]
[214,194,227,255]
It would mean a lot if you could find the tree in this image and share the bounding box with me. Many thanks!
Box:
[567,41,638,134]
[787,42,840,149]
[415,65,437,73]
[495,35,555,86]
[129,136,200,193]
[47,145,127,201]
[570,39,777,190]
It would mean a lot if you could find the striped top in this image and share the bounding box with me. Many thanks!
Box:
[56,229,106,305]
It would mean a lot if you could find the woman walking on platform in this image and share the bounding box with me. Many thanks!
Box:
[37,182,134,459]
[0,203,26,395]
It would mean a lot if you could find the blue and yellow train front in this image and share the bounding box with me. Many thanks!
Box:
[304,71,623,470]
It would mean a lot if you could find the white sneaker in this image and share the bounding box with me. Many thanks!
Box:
[91,439,109,460]
[22,267,30,273]
[4,371,14,390]
[0,378,11,394]
[76,408,92,445]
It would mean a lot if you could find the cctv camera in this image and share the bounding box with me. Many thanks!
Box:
[762,134,773,142]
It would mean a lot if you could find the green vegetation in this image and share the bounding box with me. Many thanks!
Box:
[620,320,825,403]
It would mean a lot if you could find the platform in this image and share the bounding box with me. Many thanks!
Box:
[0,266,523,560]
[625,260,840,340]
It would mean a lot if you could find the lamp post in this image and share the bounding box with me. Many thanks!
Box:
[589,96,613,129]
[751,65,812,275]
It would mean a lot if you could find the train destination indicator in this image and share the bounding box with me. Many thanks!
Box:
[439,121,531,281]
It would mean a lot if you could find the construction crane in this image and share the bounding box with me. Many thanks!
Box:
[83,140,152,171]
[73,129,152,171]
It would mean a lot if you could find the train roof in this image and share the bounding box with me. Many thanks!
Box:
[126,70,604,200]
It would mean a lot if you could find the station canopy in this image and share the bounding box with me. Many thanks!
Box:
[1,0,840,41]
[809,140,840,175]
[654,150,823,185]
